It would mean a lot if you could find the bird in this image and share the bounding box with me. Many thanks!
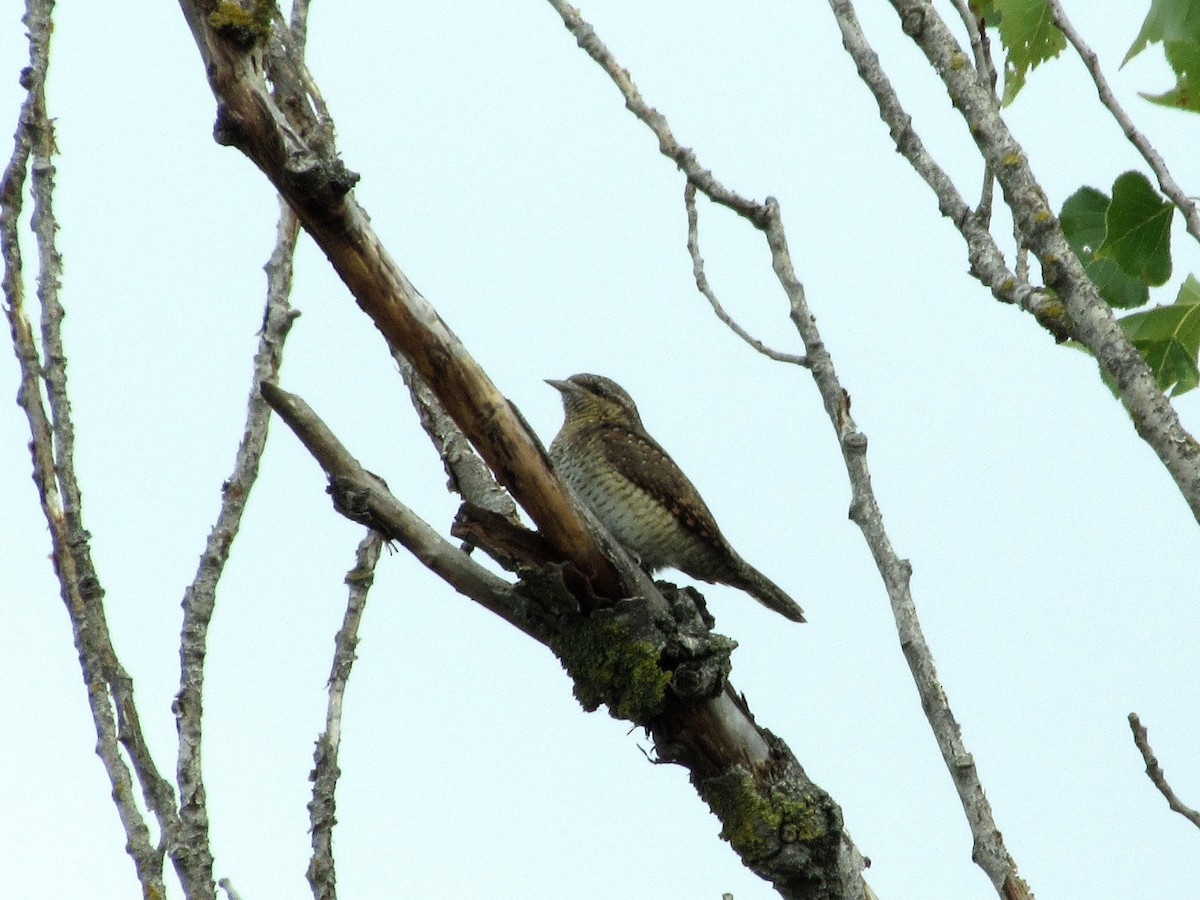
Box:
[546,373,805,622]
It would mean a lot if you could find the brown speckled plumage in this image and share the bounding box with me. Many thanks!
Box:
[547,373,805,623]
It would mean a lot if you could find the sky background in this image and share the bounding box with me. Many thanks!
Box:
[2,2,1199,898]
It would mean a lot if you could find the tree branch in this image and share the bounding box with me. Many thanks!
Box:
[879,0,1200,526]
[173,199,302,897]
[683,183,809,367]
[308,531,383,900]
[257,381,551,641]
[1128,713,1200,831]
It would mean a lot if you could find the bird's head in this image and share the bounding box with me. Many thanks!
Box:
[546,373,644,428]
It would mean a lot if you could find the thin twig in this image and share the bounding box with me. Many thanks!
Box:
[828,4,1042,896]
[308,532,383,900]
[546,0,765,226]
[1128,713,1200,830]
[760,194,1042,898]
[1046,0,1200,243]
[950,0,998,91]
[173,199,301,896]
[683,183,808,367]
[949,0,997,227]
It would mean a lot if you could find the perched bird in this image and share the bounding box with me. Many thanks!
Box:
[547,373,805,622]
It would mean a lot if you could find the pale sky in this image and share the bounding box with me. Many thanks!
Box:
[3,3,1198,899]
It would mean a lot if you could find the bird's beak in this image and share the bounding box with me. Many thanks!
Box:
[545,378,575,394]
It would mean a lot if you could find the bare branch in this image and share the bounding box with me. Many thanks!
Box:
[761,192,1039,898]
[1128,713,1200,831]
[3,3,176,894]
[683,183,809,367]
[256,381,550,640]
[173,199,301,896]
[545,0,766,225]
[1046,0,1200,242]
[308,532,383,900]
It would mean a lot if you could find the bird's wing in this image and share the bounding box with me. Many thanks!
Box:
[592,423,727,547]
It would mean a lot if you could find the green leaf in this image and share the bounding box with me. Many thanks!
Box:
[1130,338,1200,395]
[1117,275,1200,395]
[1124,0,1200,65]
[1142,37,1200,111]
[1060,186,1149,308]
[974,0,998,25]
[1096,172,1173,286]
[995,0,1066,105]
[1124,0,1200,113]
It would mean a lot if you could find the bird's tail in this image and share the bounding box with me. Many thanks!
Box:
[729,559,806,623]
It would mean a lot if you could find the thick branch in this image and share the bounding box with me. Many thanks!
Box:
[176,0,622,603]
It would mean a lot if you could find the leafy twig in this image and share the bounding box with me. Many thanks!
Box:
[1046,0,1200,243]
[879,0,1200,528]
